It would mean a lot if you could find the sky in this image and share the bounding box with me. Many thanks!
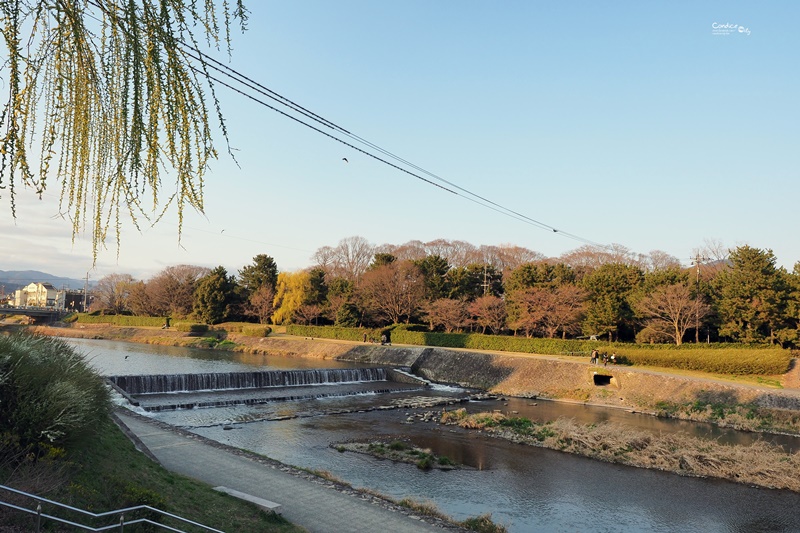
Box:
[1,1,798,283]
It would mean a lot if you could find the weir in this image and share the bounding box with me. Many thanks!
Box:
[109,368,391,395]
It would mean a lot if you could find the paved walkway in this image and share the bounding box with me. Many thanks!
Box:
[113,410,460,533]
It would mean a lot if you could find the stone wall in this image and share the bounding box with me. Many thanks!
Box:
[336,345,800,413]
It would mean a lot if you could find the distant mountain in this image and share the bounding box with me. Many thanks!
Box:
[0,270,89,292]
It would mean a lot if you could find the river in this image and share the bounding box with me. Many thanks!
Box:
[71,337,800,532]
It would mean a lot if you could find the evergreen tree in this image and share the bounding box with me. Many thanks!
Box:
[581,263,644,341]
[238,254,279,294]
[193,266,238,325]
[714,246,789,343]
[413,255,451,301]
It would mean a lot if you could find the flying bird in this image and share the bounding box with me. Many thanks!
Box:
[342,157,348,163]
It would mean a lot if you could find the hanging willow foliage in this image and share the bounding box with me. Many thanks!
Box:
[0,0,247,261]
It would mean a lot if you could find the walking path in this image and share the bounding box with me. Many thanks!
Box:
[113,409,462,533]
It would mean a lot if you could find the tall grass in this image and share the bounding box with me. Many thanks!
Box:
[442,409,800,492]
[0,332,109,457]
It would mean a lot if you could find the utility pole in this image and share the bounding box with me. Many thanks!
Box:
[83,272,89,313]
[690,254,708,343]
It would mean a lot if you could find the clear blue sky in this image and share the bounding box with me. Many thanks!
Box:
[2,1,798,281]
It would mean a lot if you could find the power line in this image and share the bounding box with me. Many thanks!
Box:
[73,3,610,250]
[182,45,610,249]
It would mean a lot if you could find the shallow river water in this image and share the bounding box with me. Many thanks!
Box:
[71,337,800,532]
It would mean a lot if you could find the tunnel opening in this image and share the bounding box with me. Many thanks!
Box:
[593,374,612,386]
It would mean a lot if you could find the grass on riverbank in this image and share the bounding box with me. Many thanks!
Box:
[1,417,301,533]
[441,409,800,493]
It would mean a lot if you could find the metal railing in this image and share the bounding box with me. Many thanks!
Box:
[0,484,225,532]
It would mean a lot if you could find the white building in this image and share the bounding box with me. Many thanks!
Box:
[14,282,59,307]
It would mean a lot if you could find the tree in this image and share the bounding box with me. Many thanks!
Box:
[546,285,587,339]
[414,255,451,301]
[448,263,502,300]
[193,266,238,325]
[781,263,800,346]
[93,273,135,313]
[147,265,210,317]
[468,295,507,334]
[507,285,586,339]
[294,304,323,326]
[324,277,357,325]
[127,281,154,316]
[635,283,709,345]
[1,1,248,260]
[245,285,275,324]
[358,261,425,325]
[506,261,575,292]
[424,299,469,333]
[581,263,643,341]
[714,246,789,343]
[272,271,312,325]
[238,255,279,295]
[369,253,397,270]
[319,236,375,282]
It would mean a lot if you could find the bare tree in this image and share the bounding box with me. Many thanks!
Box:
[294,304,323,326]
[93,273,136,313]
[546,285,587,339]
[147,265,210,318]
[359,261,425,325]
[473,244,542,273]
[468,295,507,334]
[311,246,337,274]
[560,244,638,271]
[635,283,710,345]
[245,285,275,324]
[385,240,427,262]
[313,237,375,282]
[642,250,682,272]
[424,299,470,333]
[127,281,154,316]
[507,285,586,338]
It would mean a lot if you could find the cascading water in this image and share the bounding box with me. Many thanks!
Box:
[107,367,427,412]
[110,367,389,394]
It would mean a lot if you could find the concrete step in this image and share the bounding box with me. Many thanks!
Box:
[213,486,282,514]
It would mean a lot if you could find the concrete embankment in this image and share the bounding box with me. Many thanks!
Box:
[334,344,800,413]
[28,325,800,413]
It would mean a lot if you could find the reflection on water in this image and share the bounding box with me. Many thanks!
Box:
[68,336,368,376]
[70,337,800,533]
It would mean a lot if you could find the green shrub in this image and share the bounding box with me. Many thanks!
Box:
[242,325,271,337]
[416,454,434,470]
[0,333,110,458]
[388,440,408,451]
[174,323,209,334]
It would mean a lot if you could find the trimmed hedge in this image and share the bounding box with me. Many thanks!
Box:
[76,314,167,327]
[286,325,792,376]
[174,323,209,334]
[242,325,272,337]
[286,325,389,342]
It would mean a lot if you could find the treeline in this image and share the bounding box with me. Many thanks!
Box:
[89,237,800,347]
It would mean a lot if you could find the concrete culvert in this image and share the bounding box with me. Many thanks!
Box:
[593,374,613,386]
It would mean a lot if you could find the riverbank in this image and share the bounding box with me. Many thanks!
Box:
[438,409,800,493]
[15,323,800,502]
[25,323,800,436]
